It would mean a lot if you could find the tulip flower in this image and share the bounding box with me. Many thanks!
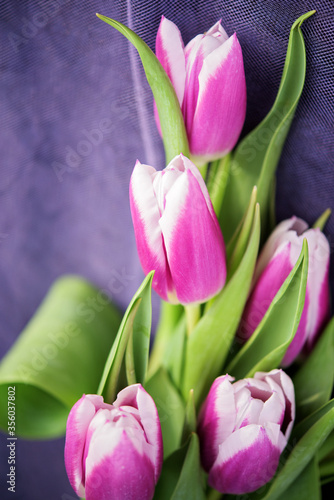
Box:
[64,384,163,500]
[155,16,246,164]
[239,217,330,366]
[129,154,226,304]
[198,369,295,494]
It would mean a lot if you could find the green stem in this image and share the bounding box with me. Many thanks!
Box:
[185,304,201,336]
[199,163,208,180]
[148,301,183,377]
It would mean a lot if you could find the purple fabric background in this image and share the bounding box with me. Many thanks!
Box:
[0,0,333,498]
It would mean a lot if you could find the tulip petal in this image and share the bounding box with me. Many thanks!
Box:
[155,16,186,107]
[198,375,235,471]
[190,33,246,160]
[241,243,294,341]
[160,164,226,304]
[85,429,156,500]
[303,229,330,348]
[256,369,295,440]
[183,21,228,133]
[114,384,163,481]
[129,161,173,301]
[206,20,229,41]
[183,34,222,133]
[64,394,104,497]
[253,217,308,284]
[209,424,281,494]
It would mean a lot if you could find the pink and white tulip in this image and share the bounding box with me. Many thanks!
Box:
[239,217,330,366]
[64,384,163,500]
[198,369,295,494]
[129,154,226,304]
[155,16,246,164]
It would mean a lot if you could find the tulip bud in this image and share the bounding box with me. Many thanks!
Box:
[64,384,163,500]
[155,16,246,164]
[129,154,226,304]
[239,217,330,366]
[198,369,295,494]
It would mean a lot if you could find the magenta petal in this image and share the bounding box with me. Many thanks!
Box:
[85,431,156,500]
[209,425,281,494]
[129,161,172,301]
[154,17,186,136]
[303,229,331,348]
[240,243,294,341]
[114,384,163,481]
[64,394,103,497]
[257,369,295,440]
[155,16,186,106]
[253,217,308,283]
[189,33,246,161]
[198,375,235,471]
[160,166,226,304]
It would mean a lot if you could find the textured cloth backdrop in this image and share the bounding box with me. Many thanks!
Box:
[0,0,333,498]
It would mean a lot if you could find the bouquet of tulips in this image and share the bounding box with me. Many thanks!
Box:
[0,9,333,500]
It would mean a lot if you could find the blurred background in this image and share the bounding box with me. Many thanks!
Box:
[1,0,333,498]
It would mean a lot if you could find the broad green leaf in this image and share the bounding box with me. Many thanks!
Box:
[148,302,183,377]
[220,11,315,242]
[96,14,189,162]
[227,240,308,379]
[183,204,260,406]
[0,276,121,438]
[313,208,331,230]
[145,367,185,458]
[154,443,188,500]
[293,318,334,421]
[171,433,206,500]
[318,430,334,462]
[98,272,154,400]
[261,403,334,500]
[275,458,320,500]
[293,399,334,442]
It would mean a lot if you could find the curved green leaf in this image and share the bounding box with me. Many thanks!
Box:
[98,271,154,401]
[171,433,206,500]
[96,14,189,162]
[0,276,121,438]
[292,400,334,442]
[145,367,185,459]
[154,443,187,500]
[293,318,334,421]
[313,208,331,230]
[262,403,334,500]
[220,11,315,242]
[275,458,320,500]
[227,239,308,378]
[182,204,260,405]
